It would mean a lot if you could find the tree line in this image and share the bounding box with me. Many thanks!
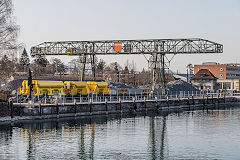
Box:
[0,0,150,86]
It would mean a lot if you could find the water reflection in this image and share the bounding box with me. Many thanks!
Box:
[149,116,168,160]
[0,108,240,159]
[78,125,86,160]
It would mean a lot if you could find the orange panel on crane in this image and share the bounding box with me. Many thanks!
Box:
[114,42,122,52]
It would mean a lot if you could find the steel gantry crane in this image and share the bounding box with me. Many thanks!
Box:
[30,38,223,94]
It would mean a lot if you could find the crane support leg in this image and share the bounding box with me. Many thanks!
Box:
[151,53,158,92]
[150,53,166,95]
[160,54,166,95]
[91,54,96,81]
[80,54,86,81]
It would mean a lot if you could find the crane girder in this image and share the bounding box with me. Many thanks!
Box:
[30,38,223,57]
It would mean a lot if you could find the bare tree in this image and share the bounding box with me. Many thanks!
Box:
[51,58,65,79]
[109,62,122,82]
[68,58,82,79]
[0,0,19,50]
[0,54,15,82]
[129,60,136,73]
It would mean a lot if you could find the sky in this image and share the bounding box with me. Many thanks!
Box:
[12,0,240,73]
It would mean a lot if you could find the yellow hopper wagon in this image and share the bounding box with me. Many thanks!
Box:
[19,80,30,95]
[63,81,88,95]
[34,81,64,96]
[87,81,109,95]
[19,80,64,96]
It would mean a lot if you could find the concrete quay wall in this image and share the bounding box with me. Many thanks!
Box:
[3,96,238,122]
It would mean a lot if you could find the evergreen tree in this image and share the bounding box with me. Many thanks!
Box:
[19,48,30,67]
[97,59,106,71]
[124,66,129,72]
[35,55,49,67]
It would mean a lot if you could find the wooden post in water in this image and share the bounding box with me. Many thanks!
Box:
[74,99,77,114]
[44,93,46,104]
[38,101,42,117]
[192,96,195,105]
[105,98,108,114]
[177,96,180,106]
[144,97,147,111]
[110,92,112,101]
[89,98,92,114]
[206,95,209,104]
[187,97,190,110]
[133,97,136,111]
[202,95,205,110]
[9,98,13,119]
[155,96,158,109]
[119,97,122,113]
[167,96,169,110]
[56,100,59,118]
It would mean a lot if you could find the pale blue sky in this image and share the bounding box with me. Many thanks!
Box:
[12,0,240,73]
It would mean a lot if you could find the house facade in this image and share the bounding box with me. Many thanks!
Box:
[191,69,218,91]
[194,62,240,91]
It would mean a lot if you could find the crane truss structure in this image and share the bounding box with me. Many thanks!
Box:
[31,38,222,56]
[30,38,223,94]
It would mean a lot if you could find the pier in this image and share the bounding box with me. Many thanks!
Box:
[1,92,238,122]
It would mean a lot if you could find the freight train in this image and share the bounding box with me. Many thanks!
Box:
[18,80,109,96]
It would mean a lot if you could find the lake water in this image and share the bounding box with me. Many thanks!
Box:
[0,107,240,160]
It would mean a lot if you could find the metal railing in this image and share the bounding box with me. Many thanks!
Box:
[13,90,231,105]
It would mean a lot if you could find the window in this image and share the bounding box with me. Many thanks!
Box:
[205,86,211,89]
[200,73,207,77]
[220,68,224,71]
[223,82,231,90]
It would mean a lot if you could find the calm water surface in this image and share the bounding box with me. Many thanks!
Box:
[0,107,240,160]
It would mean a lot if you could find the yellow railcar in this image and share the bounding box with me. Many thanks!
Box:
[18,80,109,96]
[20,80,28,95]
[19,80,64,96]
[87,81,109,95]
[34,81,64,96]
[64,81,88,95]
